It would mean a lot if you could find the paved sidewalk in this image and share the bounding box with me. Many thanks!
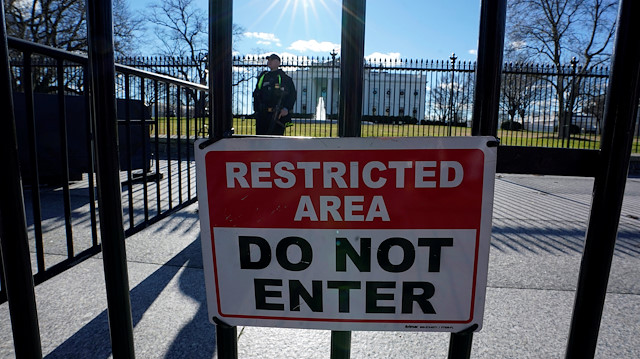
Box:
[1,174,639,358]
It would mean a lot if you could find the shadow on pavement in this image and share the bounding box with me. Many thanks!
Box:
[45,239,216,359]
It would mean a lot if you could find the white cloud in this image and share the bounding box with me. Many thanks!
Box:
[245,52,300,60]
[365,52,401,61]
[288,40,340,53]
[244,32,279,42]
[468,49,477,55]
[509,40,527,50]
[244,32,282,47]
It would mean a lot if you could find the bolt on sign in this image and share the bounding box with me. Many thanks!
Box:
[195,137,496,332]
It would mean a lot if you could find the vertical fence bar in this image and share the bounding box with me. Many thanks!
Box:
[448,54,456,136]
[56,59,74,259]
[210,0,237,358]
[86,0,135,357]
[338,0,366,139]
[176,86,183,204]
[471,0,506,138]
[565,0,640,357]
[22,52,46,274]
[186,88,192,199]
[0,5,43,356]
[140,79,149,223]
[448,0,505,357]
[210,0,233,139]
[166,83,173,210]
[333,0,366,356]
[154,80,162,215]
[84,65,99,248]
[330,331,352,359]
[330,50,338,137]
[124,75,134,229]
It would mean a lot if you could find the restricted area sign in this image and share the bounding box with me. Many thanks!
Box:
[195,137,496,332]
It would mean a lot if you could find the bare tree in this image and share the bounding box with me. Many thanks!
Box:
[147,0,245,85]
[506,0,617,139]
[4,0,143,55]
[113,0,145,57]
[430,72,474,126]
[500,63,541,129]
[4,0,143,93]
[4,0,87,52]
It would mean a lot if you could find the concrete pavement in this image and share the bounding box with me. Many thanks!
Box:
[1,173,639,358]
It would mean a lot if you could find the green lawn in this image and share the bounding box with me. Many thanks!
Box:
[150,117,640,153]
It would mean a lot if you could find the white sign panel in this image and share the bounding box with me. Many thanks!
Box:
[195,137,496,332]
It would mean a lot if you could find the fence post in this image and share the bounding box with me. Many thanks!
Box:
[471,0,506,138]
[449,0,506,357]
[86,0,136,357]
[0,4,43,357]
[209,0,237,357]
[565,0,640,357]
[209,0,234,140]
[332,0,366,356]
[338,0,366,139]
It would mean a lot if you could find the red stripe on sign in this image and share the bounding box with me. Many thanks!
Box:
[206,149,484,230]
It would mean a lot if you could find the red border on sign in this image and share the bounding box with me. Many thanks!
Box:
[206,146,485,325]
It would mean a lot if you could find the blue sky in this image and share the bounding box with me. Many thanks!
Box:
[131,0,482,61]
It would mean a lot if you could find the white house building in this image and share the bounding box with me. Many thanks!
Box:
[288,63,427,122]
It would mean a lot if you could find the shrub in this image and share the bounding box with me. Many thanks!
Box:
[362,115,418,124]
[553,124,581,134]
[501,121,523,131]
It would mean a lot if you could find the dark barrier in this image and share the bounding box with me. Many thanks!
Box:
[1,36,205,307]
[12,94,152,182]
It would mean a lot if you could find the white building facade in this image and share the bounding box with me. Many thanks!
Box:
[289,64,427,122]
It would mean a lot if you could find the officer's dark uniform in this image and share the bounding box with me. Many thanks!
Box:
[253,58,297,135]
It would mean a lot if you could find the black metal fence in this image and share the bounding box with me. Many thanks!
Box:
[0,37,205,303]
[118,54,638,152]
[2,38,637,304]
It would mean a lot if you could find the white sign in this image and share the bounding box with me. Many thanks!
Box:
[195,137,496,332]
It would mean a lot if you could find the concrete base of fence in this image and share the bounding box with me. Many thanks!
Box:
[149,136,640,177]
[1,174,639,358]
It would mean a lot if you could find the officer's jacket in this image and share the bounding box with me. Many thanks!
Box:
[253,69,297,113]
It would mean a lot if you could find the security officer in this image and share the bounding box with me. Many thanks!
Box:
[253,54,297,135]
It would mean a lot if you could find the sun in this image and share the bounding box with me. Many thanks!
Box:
[242,0,339,52]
